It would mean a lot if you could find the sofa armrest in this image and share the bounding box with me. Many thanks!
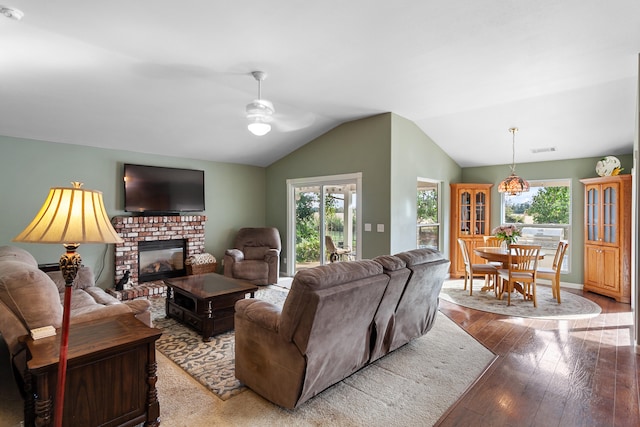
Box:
[225,249,244,262]
[235,297,306,409]
[264,249,279,262]
[124,298,152,314]
[83,286,121,305]
[235,298,281,333]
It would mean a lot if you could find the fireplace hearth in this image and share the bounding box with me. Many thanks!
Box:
[112,215,207,288]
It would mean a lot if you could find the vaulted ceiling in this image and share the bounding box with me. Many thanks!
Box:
[1,1,638,167]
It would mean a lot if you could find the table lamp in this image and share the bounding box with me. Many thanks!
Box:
[13,182,123,427]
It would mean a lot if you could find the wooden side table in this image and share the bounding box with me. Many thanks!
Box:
[22,313,162,427]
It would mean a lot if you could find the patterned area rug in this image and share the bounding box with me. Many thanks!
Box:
[440,279,602,319]
[149,285,289,400]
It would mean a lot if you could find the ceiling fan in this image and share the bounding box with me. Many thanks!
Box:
[245,71,316,136]
[246,71,274,136]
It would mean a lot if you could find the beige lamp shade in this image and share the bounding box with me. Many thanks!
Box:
[13,182,123,244]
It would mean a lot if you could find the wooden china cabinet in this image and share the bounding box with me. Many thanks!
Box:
[449,183,492,278]
[580,175,631,303]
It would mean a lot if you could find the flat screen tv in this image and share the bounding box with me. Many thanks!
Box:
[124,164,205,214]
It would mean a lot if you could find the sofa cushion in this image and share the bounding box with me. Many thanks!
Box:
[0,245,39,268]
[0,260,63,328]
[233,259,269,281]
[243,246,269,260]
[395,247,446,266]
[65,289,111,310]
[373,254,406,271]
[47,266,96,292]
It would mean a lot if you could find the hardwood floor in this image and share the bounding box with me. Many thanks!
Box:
[436,288,640,427]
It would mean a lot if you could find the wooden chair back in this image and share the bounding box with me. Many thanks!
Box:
[499,244,542,306]
[537,240,569,303]
[550,240,569,272]
[483,236,502,247]
[457,238,471,268]
[325,235,338,253]
[508,244,541,273]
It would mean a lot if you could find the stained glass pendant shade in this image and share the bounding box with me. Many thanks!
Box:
[498,127,530,196]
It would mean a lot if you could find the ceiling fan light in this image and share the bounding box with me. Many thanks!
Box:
[246,98,273,136]
[248,118,271,136]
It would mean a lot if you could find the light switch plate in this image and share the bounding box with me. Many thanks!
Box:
[377,224,384,232]
[364,223,372,231]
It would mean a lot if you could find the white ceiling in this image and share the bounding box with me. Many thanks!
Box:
[1,1,638,167]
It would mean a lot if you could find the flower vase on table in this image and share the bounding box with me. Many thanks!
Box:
[492,225,521,248]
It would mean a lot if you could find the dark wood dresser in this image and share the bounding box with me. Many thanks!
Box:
[22,313,162,427]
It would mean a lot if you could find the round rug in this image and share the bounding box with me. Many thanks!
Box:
[440,279,601,319]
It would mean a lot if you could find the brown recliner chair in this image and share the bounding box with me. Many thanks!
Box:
[223,227,281,285]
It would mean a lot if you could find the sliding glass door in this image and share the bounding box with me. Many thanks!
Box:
[287,173,361,276]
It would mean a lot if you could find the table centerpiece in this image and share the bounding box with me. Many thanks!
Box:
[492,224,521,246]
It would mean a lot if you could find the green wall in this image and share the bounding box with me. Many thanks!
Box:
[266,112,464,269]
[266,114,392,267]
[0,135,266,288]
[462,154,634,284]
[390,114,462,255]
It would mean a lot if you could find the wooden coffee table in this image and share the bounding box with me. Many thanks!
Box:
[164,273,258,341]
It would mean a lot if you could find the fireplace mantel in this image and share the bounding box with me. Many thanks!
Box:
[111,215,207,287]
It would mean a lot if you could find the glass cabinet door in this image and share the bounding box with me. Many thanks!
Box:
[457,189,489,236]
[474,191,487,235]
[585,186,599,242]
[602,183,618,244]
[586,183,619,245]
[459,191,471,235]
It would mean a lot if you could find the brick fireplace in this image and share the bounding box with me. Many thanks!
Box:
[110,215,207,298]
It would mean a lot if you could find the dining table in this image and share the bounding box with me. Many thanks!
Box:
[473,245,545,268]
[473,245,545,299]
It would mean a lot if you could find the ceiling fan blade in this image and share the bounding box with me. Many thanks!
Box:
[272,111,317,132]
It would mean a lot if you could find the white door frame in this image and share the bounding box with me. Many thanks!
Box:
[286,172,362,277]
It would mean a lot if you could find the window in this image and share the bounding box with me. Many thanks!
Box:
[500,179,571,272]
[417,179,440,250]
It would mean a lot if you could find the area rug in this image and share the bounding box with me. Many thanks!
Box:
[154,309,495,427]
[149,285,289,400]
[440,279,602,319]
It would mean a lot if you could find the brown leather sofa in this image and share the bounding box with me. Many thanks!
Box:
[234,248,450,409]
[0,245,151,385]
[223,227,281,285]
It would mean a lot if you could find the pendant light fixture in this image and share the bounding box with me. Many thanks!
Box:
[246,71,274,136]
[498,127,530,196]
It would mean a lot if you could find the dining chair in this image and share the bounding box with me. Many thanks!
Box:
[497,244,541,307]
[325,235,352,262]
[482,235,504,270]
[457,238,498,296]
[483,235,503,247]
[536,240,569,304]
